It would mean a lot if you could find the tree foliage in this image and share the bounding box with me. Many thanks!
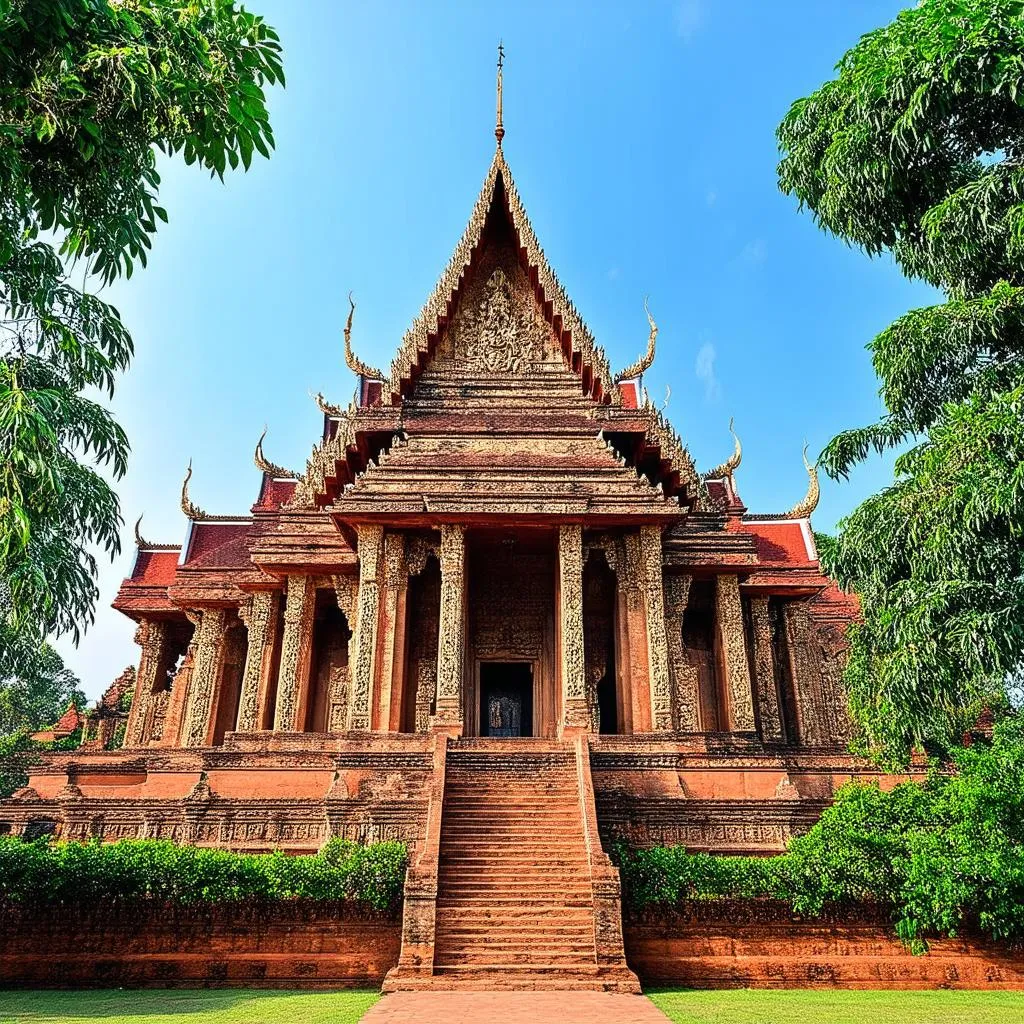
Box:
[776,0,1024,758]
[0,0,282,659]
[619,718,1024,949]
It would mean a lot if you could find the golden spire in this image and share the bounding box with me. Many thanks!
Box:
[703,417,742,481]
[180,460,207,521]
[786,443,820,518]
[342,292,386,381]
[495,41,505,146]
[615,297,658,382]
[254,426,300,479]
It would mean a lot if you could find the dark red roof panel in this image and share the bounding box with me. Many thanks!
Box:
[132,550,180,585]
[740,521,814,567]
[185,523,251,568]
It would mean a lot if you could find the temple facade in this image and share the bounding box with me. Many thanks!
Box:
[1,98,876,990]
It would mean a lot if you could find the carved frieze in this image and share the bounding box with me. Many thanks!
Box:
[558,525,589,728]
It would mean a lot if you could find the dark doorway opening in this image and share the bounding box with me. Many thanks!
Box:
[480,662,533,737]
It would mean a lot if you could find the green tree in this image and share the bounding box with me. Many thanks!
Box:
[777,0,1024,760]
[0,1,282,662]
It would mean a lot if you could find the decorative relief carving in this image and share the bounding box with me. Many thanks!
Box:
[182,609,227,747]
[414,661,436,733]
[664,574,700,731]
[348,525,384,731]
[405,536,438,577]
[125,620,168,747]
[716,575,756,731]
[327,665,351,732]
[236,591,279,732]
[274,577,315,731]
[749,595,784,741]
[558,525,589,728]
[640,525,673,732]
[434,524,466,725]
[460,267,546,374]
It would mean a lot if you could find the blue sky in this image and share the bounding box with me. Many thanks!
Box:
[60,0,935,699]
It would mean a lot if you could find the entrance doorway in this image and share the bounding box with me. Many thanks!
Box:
[480,662,533,737]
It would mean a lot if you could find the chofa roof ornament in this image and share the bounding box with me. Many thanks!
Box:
[180,460,208,521]
[615,297,658,383]
[314,391,343,417]
[786,443,820,518]
[703,417,742,482]
[254,426,300,480]
[342,292,386,382]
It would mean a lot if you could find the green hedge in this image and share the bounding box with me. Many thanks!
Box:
[619,717,1024,951]
[0,836,408,911]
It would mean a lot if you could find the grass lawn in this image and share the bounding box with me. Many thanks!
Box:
[647,988,1024,1024]
[0,989,379,1024]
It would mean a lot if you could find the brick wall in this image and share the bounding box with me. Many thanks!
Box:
[0,900,401,987]
[624,901,1024,989]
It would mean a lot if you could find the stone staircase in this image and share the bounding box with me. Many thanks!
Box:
[386,737,638,991]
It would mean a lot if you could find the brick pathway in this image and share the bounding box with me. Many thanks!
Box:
[359,991,671,1024]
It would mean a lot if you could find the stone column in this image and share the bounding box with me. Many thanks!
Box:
[664,573,700,731]
[618,533,650,733]
[715,575,756,731]
[782,600,827,746]
[376,532,409,732]
[273,575,316,731]
[348,524,384,731]
[639,525,674,732]
[433,524,466,730]
[124,620,168,747]
[181,608,227,747]
[329,574,358,731]
[749,595,784,741]
[236,591,280,732]
[558,525,590,730]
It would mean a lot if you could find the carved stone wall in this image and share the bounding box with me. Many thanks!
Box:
[348,525,384,731]
[748,595,784,742]
[583,552,616,733]
[274,576,316,732]
[434,525,466,728]
[181,609,228,747]
[782,601,828,746]
[715,575,755,732]
[664,574,700,731]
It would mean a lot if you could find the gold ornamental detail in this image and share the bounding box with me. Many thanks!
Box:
[614,297,658,382]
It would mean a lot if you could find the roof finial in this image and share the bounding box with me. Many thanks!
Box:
[495,41,505,147]
[614,297,658,382]
[786,443,820,519]
[254,425,300,480]
[180,459,207,521]
[342,291,385,381]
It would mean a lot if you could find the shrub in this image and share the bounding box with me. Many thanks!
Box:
[0,836,408,911]
[619,718,1024,949]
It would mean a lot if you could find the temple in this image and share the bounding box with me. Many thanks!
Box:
[1,65,866,990]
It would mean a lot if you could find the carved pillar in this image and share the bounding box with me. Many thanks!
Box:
[782,600,827,746]
[639,524,673,732]
[124,620,168,747]
[558,525,589,730]
[348,524,384,731]
[715,575,756,731]
[749,595,784,741]
[181,608,227,747]
[273,575,315,731]
[376,532,409,732]
[329,574,357,731]
[664,573,700,731]
[618,533,650,733]
[236,591,280,732]
[433,524,466,730]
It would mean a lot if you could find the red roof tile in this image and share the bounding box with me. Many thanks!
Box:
[132,550,180,585]
[740,521,814,567]
[184,523,251,568]
[255,478,297,510]
[53,703,82,735]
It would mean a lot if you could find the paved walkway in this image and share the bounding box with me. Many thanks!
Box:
[360,991,671,1024]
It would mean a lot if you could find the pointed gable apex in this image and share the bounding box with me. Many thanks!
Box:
[386,147,618,406]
